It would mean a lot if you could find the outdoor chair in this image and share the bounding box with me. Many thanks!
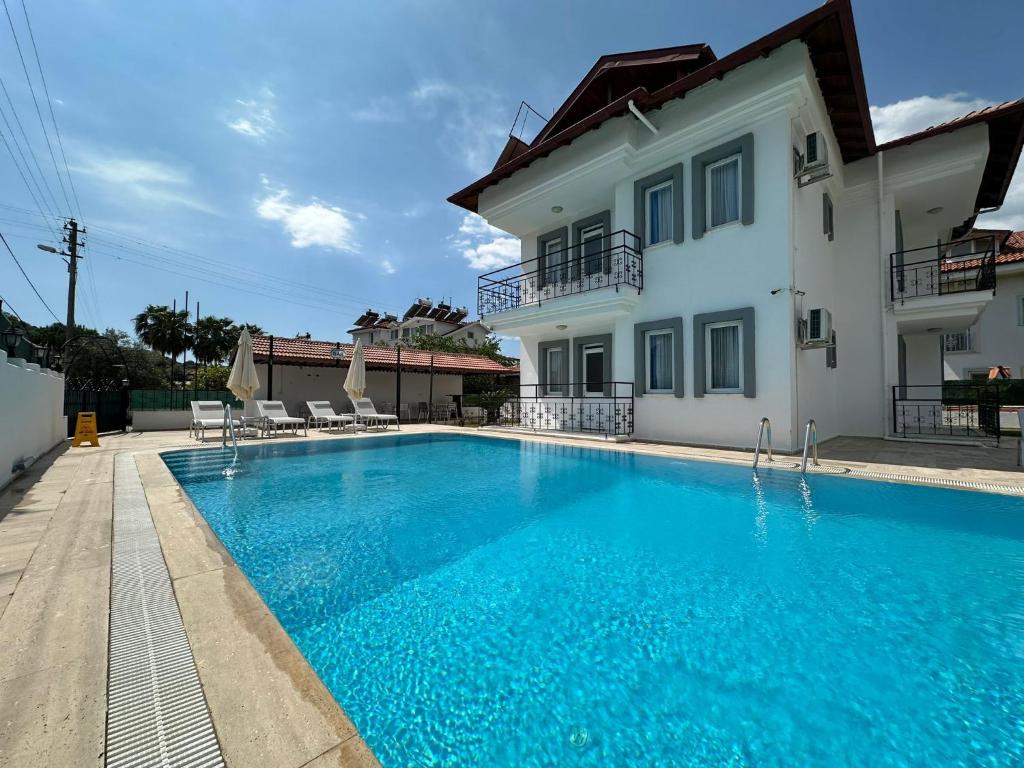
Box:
[305,401,355,433]
[255,400,307,437]
[189,401,240,442]
[416,401,429,422]
[350,397,400,431]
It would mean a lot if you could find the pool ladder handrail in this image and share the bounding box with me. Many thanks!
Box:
[801,419,819,474]
[752,417,773,470]
[223,404,239,462]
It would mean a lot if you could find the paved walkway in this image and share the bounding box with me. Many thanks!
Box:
[0,425,1020,767]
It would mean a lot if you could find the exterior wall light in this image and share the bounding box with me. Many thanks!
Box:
[551,206,563,214]
[926,206,944,214]
[2,327,25,357]
[32,344,47,365]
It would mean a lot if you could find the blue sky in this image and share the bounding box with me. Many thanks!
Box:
[1,0,1022,357]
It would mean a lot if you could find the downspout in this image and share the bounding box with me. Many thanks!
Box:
[877,151,889,438]
[267,335,274,400]
[628,100,659,135]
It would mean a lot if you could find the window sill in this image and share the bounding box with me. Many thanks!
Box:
[644,241,674,254]
[702,220,742,235]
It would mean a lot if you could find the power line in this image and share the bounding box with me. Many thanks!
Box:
[0,76,60,217]
[0,123,57,238]
[1,0,72,213]
[0,228,60,322]
[0,291,25,323]
[18,0,81,217]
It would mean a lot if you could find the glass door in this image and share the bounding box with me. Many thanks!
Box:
[583,343,604,395]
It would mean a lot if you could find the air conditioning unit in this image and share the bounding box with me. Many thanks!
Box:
[806,307,832,344]
[804,130,828,170]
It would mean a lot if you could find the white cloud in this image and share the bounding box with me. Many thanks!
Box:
[352,96,404,123]
[453,212,520,270]
[72,150,216,214]
[870,93,990,144]
[380,259,397,275]
[410,81,508,175]
[256,177,358,253]
[226,87,277,141]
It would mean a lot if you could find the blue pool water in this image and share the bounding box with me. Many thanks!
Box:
[163,434,1024,766]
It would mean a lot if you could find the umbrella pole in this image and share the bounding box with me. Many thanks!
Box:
[395,346,402,425]
[428,354,434,424]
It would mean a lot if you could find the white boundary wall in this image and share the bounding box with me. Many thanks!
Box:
[1,351,65,489]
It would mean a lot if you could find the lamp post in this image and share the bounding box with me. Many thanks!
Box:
[50,350,63,371]
[31,344,48,367]
[2,327,25,358]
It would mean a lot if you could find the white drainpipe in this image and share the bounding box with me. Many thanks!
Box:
[628,100,659,135]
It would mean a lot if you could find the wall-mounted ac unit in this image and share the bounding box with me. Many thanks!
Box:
[806,307,832,344]
[804,131,828,170]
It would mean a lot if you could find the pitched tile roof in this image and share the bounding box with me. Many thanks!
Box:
[250,335,518,375]
[941,230,1024,271]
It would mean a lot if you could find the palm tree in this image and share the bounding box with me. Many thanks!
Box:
[133,305,191,383]
[192,316,236,365]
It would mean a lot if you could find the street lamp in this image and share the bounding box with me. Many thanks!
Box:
[50,350,63,370]
[31,344,47,366]
[2,327,25,357]
[36,244,59,254]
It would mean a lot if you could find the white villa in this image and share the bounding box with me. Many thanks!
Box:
[348,299,490,349]
[448,0,1024,451]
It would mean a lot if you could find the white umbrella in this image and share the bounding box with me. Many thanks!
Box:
[343,339,366,401]
[227,329,260,401]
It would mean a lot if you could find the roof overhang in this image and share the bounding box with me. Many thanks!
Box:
[448,0,874,213]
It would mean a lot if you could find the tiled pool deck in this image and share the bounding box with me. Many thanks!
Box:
[0,425,1021,767]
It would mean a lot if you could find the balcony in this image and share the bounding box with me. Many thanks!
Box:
[477,230,642,332]
[889,236,997,333]
[495,382,634,438]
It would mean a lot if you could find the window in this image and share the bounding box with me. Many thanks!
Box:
[823,192,834,242]
[966,368,991,382]
[646,181,673,246]
[467,330,475,340]
[645,330,674,393]
[389,329,399,340]
[943,329,975,354]
[580,224,605,276]
[545,236,566,284]
[583,344,605,394]
[546,347,565,394]
[401,327,411,338]
[705,154,741,230]
[705,321,743,393]
[1018,296,1024,326]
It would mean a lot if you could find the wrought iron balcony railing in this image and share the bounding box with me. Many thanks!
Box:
[496,381,634,437]
[891,383,1000,442]
[889,235,997,302]
[478,230,642,316]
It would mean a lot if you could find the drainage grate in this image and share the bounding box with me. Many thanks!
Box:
[107,454,225,768]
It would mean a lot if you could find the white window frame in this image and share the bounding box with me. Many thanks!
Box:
[943,329,975,354]
[645,180,673,246]
[546,347,565,394]
[644,329,674,394]
[704,320,744,394]
[705,154,742,231]
[545,236,565,283]
[582,343,605,395]
[580,224,605,276]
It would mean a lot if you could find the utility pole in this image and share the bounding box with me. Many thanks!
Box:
[64,219,83,344]
[37,219,84,344]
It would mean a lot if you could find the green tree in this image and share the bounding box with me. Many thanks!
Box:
[192,316,236,365]
[195,365,231,390]
[402,331,516,367]
[133,304,191,382]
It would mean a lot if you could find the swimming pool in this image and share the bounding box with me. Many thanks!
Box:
[163,434,1024,766]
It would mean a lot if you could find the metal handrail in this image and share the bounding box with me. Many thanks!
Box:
[222,404,239,461]
[477,229,643,315]
[889,235,997,301]
[801,419,819,474]
[753,416,773,470]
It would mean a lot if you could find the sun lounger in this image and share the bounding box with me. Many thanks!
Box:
[350,397,400,431]
[189,401,240,442]
[306,401,355,432]
[255,400,307,437]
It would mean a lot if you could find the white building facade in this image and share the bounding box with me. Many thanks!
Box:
[449,0,1023,450]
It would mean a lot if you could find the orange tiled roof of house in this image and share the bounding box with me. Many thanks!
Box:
[250,335,518,375]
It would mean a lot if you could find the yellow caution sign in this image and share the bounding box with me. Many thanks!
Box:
[72,412,101,447]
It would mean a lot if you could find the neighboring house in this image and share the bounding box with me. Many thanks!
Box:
[348,299,490,349]
[940,231,1024,381]
[448,0,1024,450]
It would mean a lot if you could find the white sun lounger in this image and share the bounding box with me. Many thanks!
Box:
[189,401,241,442]
[350,397,400,431]
[306,401,355,432]
[255,400,307,437]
